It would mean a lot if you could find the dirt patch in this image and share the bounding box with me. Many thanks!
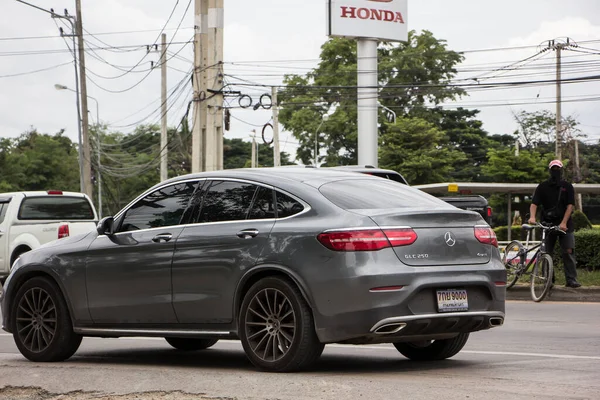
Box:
[0,387,238,400]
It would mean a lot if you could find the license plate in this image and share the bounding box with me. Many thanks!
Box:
[436,289,469,312]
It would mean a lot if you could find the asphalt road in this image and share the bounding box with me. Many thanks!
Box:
[0,301,599,400]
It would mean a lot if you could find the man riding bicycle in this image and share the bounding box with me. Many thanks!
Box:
[528,159,581,288]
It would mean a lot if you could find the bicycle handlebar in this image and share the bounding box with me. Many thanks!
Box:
[522,222,566,234]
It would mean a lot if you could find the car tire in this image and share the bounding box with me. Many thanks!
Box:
[11,276,82,362]
[164,337,218,351]
[393,333,470,361]
[239,276,324,372]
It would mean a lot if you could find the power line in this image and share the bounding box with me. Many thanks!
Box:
[0,60,71,78]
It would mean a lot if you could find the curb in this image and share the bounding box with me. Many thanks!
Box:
[506,285,600,302]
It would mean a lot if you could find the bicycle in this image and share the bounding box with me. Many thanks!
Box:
[501,222,565,302]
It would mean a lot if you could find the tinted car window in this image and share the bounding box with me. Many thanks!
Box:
[249,186,275,220]
[198,181,257,223]
[120,181,198,231]
[18,196,95,220]
[276,191,304,218]
[320,179,449,210]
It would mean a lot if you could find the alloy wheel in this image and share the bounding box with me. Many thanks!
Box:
[244,288,296,363]
[16,287,57,353]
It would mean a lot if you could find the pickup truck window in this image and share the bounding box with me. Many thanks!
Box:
[18,196,95,220]
[0,201,9,224]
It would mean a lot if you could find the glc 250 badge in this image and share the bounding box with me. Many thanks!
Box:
[405,254,429,259]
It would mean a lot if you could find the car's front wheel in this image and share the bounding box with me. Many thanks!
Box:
[239,276,324,372]
[11,276,82,362]
[164,337,218,351]
[393,333,469,361]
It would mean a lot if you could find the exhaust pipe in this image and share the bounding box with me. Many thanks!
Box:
[489,317,504,327]
[374,322,407,335]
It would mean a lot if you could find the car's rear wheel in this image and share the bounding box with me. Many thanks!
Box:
[164,337,218,351]
[239,276,324,372]
[11,276,82,362]
[393,333,469,361]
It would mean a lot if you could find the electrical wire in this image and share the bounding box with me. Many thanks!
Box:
[0,61,71,78]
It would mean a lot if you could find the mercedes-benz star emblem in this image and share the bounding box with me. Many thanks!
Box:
[444,232,456,247]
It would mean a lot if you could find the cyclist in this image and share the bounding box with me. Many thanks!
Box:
[528,159,581,288]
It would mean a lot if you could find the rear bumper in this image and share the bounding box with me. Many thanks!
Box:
[306,254,506,344]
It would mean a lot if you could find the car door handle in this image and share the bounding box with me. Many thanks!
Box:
[152,233,173,242]
[237,229,259,239]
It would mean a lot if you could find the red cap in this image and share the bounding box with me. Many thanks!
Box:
[549,159,563,169]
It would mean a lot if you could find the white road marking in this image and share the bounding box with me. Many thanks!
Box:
[2,333,599,360]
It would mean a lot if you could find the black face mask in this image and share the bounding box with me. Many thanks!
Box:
[549,169,562,183]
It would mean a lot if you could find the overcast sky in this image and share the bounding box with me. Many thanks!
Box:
[2,0,600,162]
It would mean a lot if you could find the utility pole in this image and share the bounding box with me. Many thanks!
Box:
[549,38,575,159]
[160,33,168,181]
[272,86,281,167]
[574,138,583,210]
[75,0,92,198]
[192,0,207,173]
[205,0,224,171]
[251,130,256,168]
[555,44,562,159]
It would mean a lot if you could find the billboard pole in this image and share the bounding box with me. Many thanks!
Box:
[357,39,378,167]
[327,0,407,168]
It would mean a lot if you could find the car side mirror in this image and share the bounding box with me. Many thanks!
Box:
[97,216,114,236]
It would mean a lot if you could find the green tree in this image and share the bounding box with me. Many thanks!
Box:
[279,30,465,165]
[379,117,466,185]
[0,129,79,192]
[482,148,552,183]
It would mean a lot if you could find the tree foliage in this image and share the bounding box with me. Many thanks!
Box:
[278,30,464,166]
[379,117,466,185]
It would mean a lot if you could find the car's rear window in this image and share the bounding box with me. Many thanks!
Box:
[18,196,95,220]
[319,179,449,210]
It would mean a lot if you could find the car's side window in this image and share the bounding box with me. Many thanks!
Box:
[248,186,275,220]
[276,191,304,218]
[197,181,258,223]
[119,181,199,232]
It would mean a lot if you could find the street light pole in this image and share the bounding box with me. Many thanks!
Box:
[55,84,102,218]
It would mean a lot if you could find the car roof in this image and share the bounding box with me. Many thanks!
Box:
[164,167,370,183]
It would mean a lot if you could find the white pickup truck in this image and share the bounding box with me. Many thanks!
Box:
[0,190,98,282]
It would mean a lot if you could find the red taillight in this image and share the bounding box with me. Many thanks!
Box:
[317,228,417,252]
[383,228,418,247]
[47,190,63,195]
[58,224,69,239]
[474,226,497,247]
[487,207,493,218]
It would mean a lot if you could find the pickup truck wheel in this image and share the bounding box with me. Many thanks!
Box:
[11,248,31,268]
[11,276,82,362]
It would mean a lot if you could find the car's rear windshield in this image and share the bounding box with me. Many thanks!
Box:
[319,179,449,210]
[18,196,95,220]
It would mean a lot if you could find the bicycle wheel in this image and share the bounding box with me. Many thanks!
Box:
[530,253,554,302]
[502,240,523,289]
